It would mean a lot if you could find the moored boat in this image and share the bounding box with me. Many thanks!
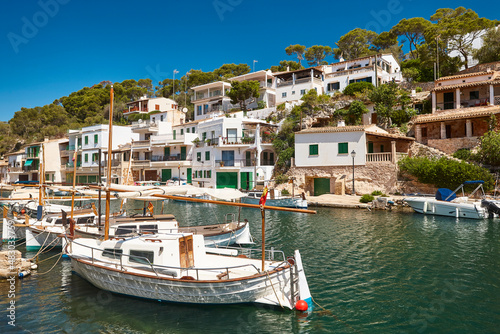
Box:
[241,190,308,209]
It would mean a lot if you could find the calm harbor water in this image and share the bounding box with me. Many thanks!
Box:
[1,200,500,333]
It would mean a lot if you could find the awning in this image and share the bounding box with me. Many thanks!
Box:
[24,159,34,166]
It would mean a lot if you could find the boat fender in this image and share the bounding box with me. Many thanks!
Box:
[19,270,30,278]
[295,300,308,312]
[30,263,38,270]
[287,257,295,265]
[20,209,25,215]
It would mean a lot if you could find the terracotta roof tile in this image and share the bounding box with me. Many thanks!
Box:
[432,80,500,92]
[366,131,415,141]
[297,125,367,134]
[412,106,500,124]
[436,71,492,81]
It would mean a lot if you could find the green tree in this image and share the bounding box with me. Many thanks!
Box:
[346,101,369,125]
[285,44,306,66]
[431,7,496,68]
[270,60,303,72]
[333,28,378,60]
[473,27,500,64]
[155,78,182,98]
[305,45,333,66]
[343,82,374,96]
[226,80,260,113]
[390,17,433,59]
[369,82,399,127]
[213,63,251,79]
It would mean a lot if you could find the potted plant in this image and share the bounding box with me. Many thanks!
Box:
[205,139,211,146]
[219,161,225,167]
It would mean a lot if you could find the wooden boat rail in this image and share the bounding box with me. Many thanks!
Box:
[70,238,288,280]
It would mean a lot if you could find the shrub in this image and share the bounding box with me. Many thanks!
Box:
[371,190,383,196]
[281,189,290,195]
[343,82,374,96]
[274,174,289,184]
[398,156,495,190]
[360,194,374,203]
[453,148,472,161]
[415,87,423,92]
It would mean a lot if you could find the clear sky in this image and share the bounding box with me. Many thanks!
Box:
[0,0,498,121]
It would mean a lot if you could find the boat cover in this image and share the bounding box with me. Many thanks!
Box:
[435,188,456,201]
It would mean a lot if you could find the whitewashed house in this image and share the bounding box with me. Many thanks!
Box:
[124,96,182,119]
[293,124,413,196]
[274,67,325,104]
[323,54,402,95]
[192,81,234,121]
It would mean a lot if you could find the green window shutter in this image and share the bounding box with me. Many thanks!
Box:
[192,127,195,133]
[205,151,210,160]
[186,128,190,133]
[338,142,348,154]
[94,134,98,144]
[208,170,211,178]
[202,132,206,141]
[309,144,318,155]
[85,136,88,145]
[84,154,88,162]
[181,129,184,135]
[197,152,201,161]
[173,130,176,140]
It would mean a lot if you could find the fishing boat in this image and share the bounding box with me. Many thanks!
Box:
[66,232,310,310]
[404,181,499,219]
[241,190,308,209]
[64,85,314,311]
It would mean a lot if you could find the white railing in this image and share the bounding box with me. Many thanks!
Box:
[366,153,392,162]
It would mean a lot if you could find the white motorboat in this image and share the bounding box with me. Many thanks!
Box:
[241,190,308,209]
[65,233,311,310]
[404,181,498,220]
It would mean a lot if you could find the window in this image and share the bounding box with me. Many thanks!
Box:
[205,151,210,160]
[181,129,184,135]
[202,132,207,141]
[139,225,158,234]
[197,152,201,161]
[338,142,348,154]
[197,106,202,115]
[173,130,176,140]
[85,136,88,145]
[282,92,287,98]
[186,128,190,133]
[77,138,82,148]
[192,127,195,133]
[422,127,428,138]
[300,89,306,95]
[207,170,211,178]
[155,104,160,110]
[160,115,164,122]
[92,153,98,162]
[309,144,319,156]
[102,248,122,259]
[84,153,88,162]
[470,91,479,100]
[129,250,154,265]
[327,82,340,91]
[203,170,207,178]
[292,91,295,95]
[94,134,98,144]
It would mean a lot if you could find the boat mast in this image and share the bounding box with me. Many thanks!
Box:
[104,85,114,240]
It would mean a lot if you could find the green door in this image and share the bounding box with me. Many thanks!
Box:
[187,168,192,184]
[240,172,253,190]
[180,147,186,160]
[245,151,252,166]
[314,178,330,196]
[216,172,238,189]
[161,169,172,182]
[164,147,170,159]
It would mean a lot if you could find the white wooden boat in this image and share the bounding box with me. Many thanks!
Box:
[65,233,311,310]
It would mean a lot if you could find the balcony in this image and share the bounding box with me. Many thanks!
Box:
[125,106,148,114]
[151,155,192,162]
[366,153,392,162]
[131,140,151,148]
[221,136,255,145]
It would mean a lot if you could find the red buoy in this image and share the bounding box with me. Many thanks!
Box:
[21,209,26,215]
[295,300,308,311]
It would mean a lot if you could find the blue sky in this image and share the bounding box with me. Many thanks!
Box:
[0,0,498,121]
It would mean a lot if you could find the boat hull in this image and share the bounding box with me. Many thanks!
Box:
[71,257,294,308]
[241,197,308,209]
[2,218,26,242]
[25,226,63,251]
[404,197,486,220]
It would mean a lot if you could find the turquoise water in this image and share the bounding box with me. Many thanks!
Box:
[1,201,500,333]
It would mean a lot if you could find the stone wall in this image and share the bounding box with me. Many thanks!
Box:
[427,137,480,155]
[399,81,435,92]
[284,162,399,196]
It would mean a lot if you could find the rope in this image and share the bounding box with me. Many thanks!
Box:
[36,250,63,264]
[310,295,360,333]
[265,271,284,309]
[35,251,63,275]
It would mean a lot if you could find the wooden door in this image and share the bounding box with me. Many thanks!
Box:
[179,236,194,268]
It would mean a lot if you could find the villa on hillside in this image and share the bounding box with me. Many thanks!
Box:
[292,124,414,196]
[124,96,182,120]
[412,66,500,154]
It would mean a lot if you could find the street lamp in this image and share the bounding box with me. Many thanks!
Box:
[173,69,179,98]
[351,150,356,196]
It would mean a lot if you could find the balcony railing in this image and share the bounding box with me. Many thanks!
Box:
[221,136,255,145]
[366,153,392,162]
[151,155,193,162]
[436,102,456,111]
[495,96,500,105]
[459,98,489,108]
[131,140,151,148]
[260,159,275,166]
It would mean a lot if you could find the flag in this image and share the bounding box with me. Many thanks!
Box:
[72,151,77,162]
[148,201,154,214]
[259,187,268,206]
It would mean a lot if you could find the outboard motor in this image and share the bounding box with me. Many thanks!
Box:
[481,200,500,218]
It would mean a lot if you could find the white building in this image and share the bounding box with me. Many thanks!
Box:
[274,67,325,104]
[66,125,139,184]
[191,81,234,121]
[293,124,413,195]
[323,54,402,95]
[229,70,277,110]
[124,96,182,119]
